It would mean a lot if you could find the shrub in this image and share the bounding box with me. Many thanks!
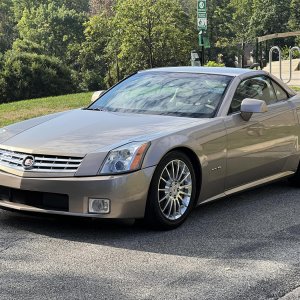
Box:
[281,45,300,60]
[204,61,225,67]
[0,74,7,102]
[0,51,75,103]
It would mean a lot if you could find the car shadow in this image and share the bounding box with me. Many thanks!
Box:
[1,179,300,262]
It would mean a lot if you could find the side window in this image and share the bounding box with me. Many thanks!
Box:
[271,81,289,101]
[229,76,276,114]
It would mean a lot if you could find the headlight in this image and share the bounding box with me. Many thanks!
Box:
[99,142,150,174]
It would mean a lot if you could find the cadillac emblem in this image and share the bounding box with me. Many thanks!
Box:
[22,155,35,170]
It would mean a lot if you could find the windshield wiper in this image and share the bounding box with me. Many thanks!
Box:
[86,107,108,112]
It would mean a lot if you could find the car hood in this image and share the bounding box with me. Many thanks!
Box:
[0,109,207,156]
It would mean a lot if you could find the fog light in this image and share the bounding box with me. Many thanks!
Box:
[88,198,110,214]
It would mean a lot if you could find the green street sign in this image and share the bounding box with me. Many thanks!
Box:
[199,33,210,48]
[198,12,207,18]
[198,18,207,30]
[203,36,211,49]
[197,0,207,30]
[198,0,206,11]
[199,33,204,46]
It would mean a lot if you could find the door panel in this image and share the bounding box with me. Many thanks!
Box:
[224,100,298,190]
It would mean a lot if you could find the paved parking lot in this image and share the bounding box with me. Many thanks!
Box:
[0,179,299,300]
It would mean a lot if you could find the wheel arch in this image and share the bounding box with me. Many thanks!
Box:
[165,147,202,205]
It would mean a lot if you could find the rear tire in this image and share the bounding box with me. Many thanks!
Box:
[288,163,300,187]
[144,151,197,230]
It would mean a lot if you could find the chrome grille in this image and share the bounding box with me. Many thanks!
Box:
[0,149,82,173]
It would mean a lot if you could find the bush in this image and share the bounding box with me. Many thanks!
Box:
[0,51,75,103]
[281,45,300,60]
[204,61,225,67]
[0,75,7,101]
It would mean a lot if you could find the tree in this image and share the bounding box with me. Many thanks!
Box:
[12,0,46,21]
[204,0,237,65]
[249,0,291,38]
[107,0,196,80]
[208,0,235,46]
[16,3,87,60]
[74,13,111,90]
[289,0,300,30]
[229,0,253,43]
[289,0,300,42]
[179,0,197,16]
[12,0,89,22]
[58,0,90,13]
[0,0,16,53]
[12,38,45,54]
[89,0,116,15]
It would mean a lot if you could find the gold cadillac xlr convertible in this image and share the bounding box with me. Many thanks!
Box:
[0,67,299,229]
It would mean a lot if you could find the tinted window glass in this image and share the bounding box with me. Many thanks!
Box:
[89,72,232,118]
[229,76,276,114]
[272,81,289,101]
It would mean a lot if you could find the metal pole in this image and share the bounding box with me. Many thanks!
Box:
[265,41,268,65]
[116,52,120,82]
[269,46,282,81]
[287,46,300,83]
[256,38,259,65]
[241,40,245,68]
[260,42,263,69]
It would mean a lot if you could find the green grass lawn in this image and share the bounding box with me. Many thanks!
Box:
[291,86,300,92]
[0,92,92,127]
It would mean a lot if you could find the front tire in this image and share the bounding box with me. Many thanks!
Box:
[144,151,197,230]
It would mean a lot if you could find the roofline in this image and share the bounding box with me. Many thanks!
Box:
[139,66,260,77]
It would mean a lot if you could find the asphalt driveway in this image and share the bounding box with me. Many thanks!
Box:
[0,179,299,300]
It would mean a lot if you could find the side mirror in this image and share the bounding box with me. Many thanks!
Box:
[91,90,106,103]
[240,98,268,121]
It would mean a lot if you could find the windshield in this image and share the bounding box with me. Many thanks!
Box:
[88,72,232,118]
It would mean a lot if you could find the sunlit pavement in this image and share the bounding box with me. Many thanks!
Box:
[0,180,299,300]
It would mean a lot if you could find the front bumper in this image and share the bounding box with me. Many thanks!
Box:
[0,166,156,218]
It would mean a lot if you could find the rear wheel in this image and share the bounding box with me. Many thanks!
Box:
[288,163,300,187]
[144,151,197,230]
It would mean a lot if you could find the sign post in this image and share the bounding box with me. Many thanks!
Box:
[197,0,209,65]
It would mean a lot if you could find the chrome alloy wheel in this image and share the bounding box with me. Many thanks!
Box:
[158,159,192,221]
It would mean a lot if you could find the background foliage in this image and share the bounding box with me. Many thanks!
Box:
[0,0,299,102]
